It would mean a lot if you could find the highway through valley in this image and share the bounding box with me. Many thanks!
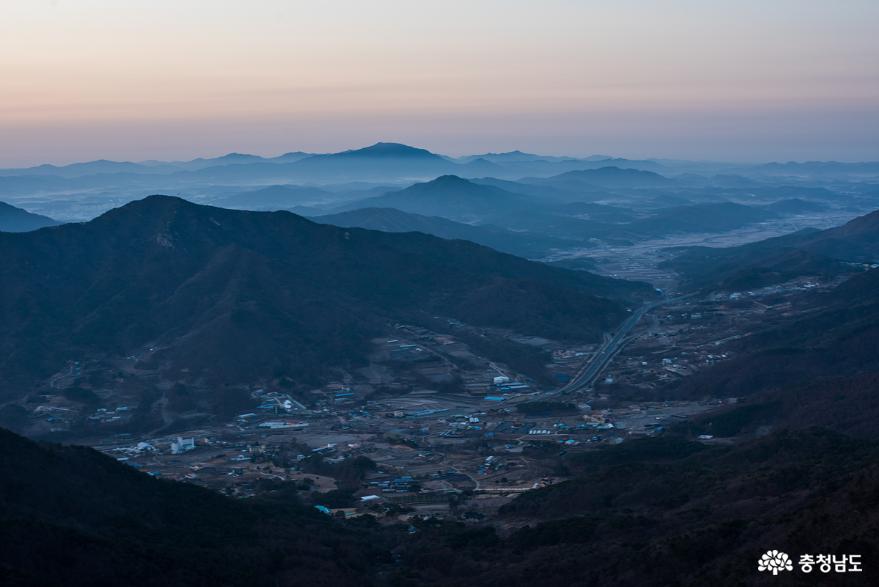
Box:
[557,296,683,394]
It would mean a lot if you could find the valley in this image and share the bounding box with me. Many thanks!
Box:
[5,3,879,584]
[8,233,865,523]
[2,145,879,585]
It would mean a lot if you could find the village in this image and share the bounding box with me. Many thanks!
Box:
[11,273,843,524]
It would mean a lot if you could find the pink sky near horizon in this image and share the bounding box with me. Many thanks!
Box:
[2,0,877,165]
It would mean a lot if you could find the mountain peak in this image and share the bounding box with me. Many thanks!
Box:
[365,141,419,150]
[136,194,193,208]
[0,196,639,393]
[340,142,442,159]
[561,166,669,182]
[428,174,472,186]
[341,174,533,221]
[217,152,259,160]
[96,195,203,226]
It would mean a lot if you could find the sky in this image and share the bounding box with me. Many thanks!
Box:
[1,0,878,166]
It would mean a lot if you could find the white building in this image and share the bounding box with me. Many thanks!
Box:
[170,437,196,454]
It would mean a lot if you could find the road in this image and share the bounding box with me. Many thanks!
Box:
[557,296,684,394]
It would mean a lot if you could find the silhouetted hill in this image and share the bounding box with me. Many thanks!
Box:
[288,143,454,180]
[342,175,536,221]
[458,150,583,164]
[177,152,268,171]
[0,201,59,232]
[0,159,157,178]
[199,152,262,164]
[422,428,879,587]
[666,209,879,291]
[532,166,672,190]
[0,196,651,398]
[668,267,879,438]
[314,142,445,161]
[315,207,576,258]
[808,208,879,260]
[457,157,505,176]
[270,151,312,163]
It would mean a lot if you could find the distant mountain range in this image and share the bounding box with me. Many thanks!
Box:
[528,166,673,191]
[313,171,857,252]
[0,201,59,232]
[3,143,877,193]
[456,150,576,164]
[315,206,578,258]
[0,143,675,189]
[336,175,536,221]
[2,142,875,228]
[0,195,652,401]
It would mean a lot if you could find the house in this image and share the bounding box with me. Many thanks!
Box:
[170,437,196,454]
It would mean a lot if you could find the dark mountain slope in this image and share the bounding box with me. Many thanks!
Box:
[530,166,672,190]
[0,201,59,232]
[0,426,386,586]
[666,209,879,291]
[315,207,576,258]
[393,428,879,586]
[803,208,879,260]
[0,196,652,395]
[5,418,879,586]
[666,267,879,440]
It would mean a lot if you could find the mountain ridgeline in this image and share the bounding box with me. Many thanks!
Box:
[0,195,653,397]
[315,207,579,258]
[0,201,59,232]
[0,426,384,586]
[667,209,879,291]
[337,174,536,222]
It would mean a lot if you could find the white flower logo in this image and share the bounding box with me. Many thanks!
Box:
[758,550,793,575]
